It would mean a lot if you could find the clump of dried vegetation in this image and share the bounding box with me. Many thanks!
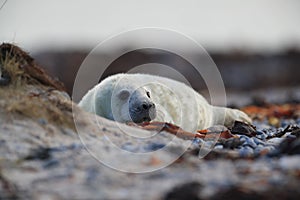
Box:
[0,43,75,130]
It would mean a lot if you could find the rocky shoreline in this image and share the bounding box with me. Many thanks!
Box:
[1,43,300,200]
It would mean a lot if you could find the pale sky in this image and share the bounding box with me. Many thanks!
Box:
[0,0,300,53]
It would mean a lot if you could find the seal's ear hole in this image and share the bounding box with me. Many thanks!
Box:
[146,91,151,98]
[118,89,130,100]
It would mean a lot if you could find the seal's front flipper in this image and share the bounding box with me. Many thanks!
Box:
[224,108,252,127]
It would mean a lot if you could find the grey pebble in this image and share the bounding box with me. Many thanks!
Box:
[239,137,246,143]
[242,138,257,149]
[192,138,204,145]
[239,135,250,143]
[264,145,276,152]
[256,131,267,140]
[43,159,59,169]
[287,134,297,139]
[38,118,48,125]
[239,146,254,157]
[253,137,266,146]
[85,167,99,183]
[214,145,223,150]
[267,138,285,145]
[121,142,139,152]
[143,143,165,151]
[254,145,264,155]
[256,130,264,135]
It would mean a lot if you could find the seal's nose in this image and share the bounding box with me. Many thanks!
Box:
[140,102,155,111]
[130,101,156,123]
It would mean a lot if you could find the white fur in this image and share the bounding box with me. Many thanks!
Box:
[78,73,251,131]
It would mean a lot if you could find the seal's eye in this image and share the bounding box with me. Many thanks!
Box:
[146,91,150,98]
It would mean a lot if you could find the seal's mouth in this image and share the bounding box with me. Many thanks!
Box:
[129,107,156,123]
[142,117,151,122]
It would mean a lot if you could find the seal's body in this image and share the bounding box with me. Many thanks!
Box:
[78,73,251,131]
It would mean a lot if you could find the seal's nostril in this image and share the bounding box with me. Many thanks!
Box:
[142,103,148,110]
[140,102,155,111]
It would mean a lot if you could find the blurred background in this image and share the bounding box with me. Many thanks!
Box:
[1,0,300,105]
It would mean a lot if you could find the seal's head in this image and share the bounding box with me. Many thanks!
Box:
[129,88,156,123]
[114,87,156,123]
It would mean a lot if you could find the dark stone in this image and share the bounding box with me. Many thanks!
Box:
[0,71,11,86]
[266,125,292,139]
[211,187,263,200]
[212,186,300,200]
[222,138,243,149]
[144,142,165,151]
[24,147,52,160]
[291,128,300,138]
[271,136,300,156]
[230,121,256,137]
[164,182,202,200]
[43,159,59,169]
